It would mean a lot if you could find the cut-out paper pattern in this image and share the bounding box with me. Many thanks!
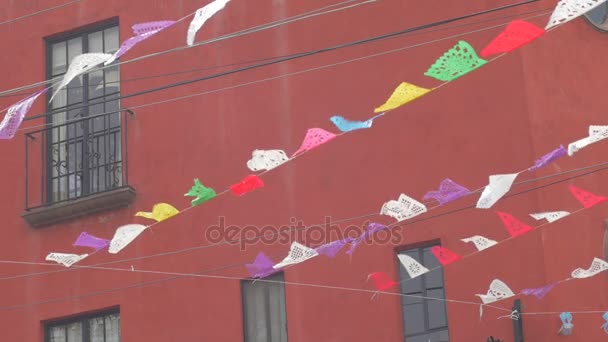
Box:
[373,82,431,113]
[46,253,89,267]
[330,115,374,132]
[423,178,471,205]
[73,232,110,252]
[569,184,608,208]
[496,211,534,238]
[346,222,389,255]
[292,128,337,156]
[245,252,277,279]
[568,125,608,156]
[135,203,179,222]
[528,145,567,171]
[273,242,319,269]
[0,89,47,140]
[476,279,515,304]
[368,272,398,291]
[529,211,570,223]
[105,21,176,65]
[521,283,556,299]
[545,0,605,30]
[424,41,487,82]
[602,312,608,335]
[184,179,216,206]
[558,312,574,336]
[108,224,147,254]
[461,235,497,251]
[476,173,519,209]
[50,53,113,102]
[187,0,231,46]
[230,175,264,196]
[397,254,429,279]
[247,149,288,172]
[380,194,427,222]
[480,20,545,58]
[430,246,461,265]
[571,257,608,278]
[316,238,352,258]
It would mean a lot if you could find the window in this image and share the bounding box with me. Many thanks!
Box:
[242,273,288,342]
[585,3,608,31]
[46,22,121,204]
[399,245,449,342]
[45,311,120,342]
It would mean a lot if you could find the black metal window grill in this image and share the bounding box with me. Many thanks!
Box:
[24,21,128,210]
[398,245,450,342]
[45,310,120,342]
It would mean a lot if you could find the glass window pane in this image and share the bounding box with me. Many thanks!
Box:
[105,314,121,342]
[88,31,103,53]
[67,38,82,64]
[243,273,286,342]
[49,326,66,342]
[51,41,67,75]
[66,322,82,342]
[104,26,119,53]
[429,329,450,342]
[104,66,120,94]
[89,70,105,99]
[427,289,448,329]
[403,303,425,336]
[89,316,105,342]
[407,334,431,342]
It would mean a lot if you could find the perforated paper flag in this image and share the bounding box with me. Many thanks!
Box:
[346,222,389,255]
[476,279,515,304]
[424,41,487,82]
[497,211,534,237]
[245,252,277,279]
[106,21,176,65]
[187,0,231,46]
[521,283,556,299]
[559,312,574,336]
[50,53,113,102]
[528,145,567,171]
[273,242,318,269]
[330,115,374,133]
[230,175,264,196]
[373,82,431,113]
[73,232,110,251]
[380,194,427,222]
[529,211,570,223]
[316,238,352,258]
[108,224,147,254]
[0,89,47,140]
[246,149,288,172]
[568,125,608,156]
[569,184,608,208]
[480,20,545,58]
[398,254,429,279]
[476,173,519,209]
[184,179,216,206]
[461,235,497,251]
[423,178,471,205]
[135,203,179,222]
[292,128,337,156]
[368,272,398,291]
[545,0,605,30]
[602,312,608,335]
[46,253,89,267]
[430,246,461,266]
[571,257,608,278]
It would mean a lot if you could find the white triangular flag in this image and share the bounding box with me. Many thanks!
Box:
[476,173,519,209]
[380,194,427,222]
[273,242,318,269]
[571,257,608,278]
[529,211,570,223]
[108,224,147,254]
[187,0,231,46]
[46,253,89,267]
[398,254,429,279]
[545,0,606,30]
[50,53,112,102]
[568,124,608,156]
[461,235,497,251]
[475,279,515,304]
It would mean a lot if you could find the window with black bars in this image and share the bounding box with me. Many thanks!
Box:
[46,22,121,204]
[45,311,120,342]
[241,272,288,342]
[398,245,450,342]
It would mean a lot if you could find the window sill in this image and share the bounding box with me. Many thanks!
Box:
[22,186,136,227]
